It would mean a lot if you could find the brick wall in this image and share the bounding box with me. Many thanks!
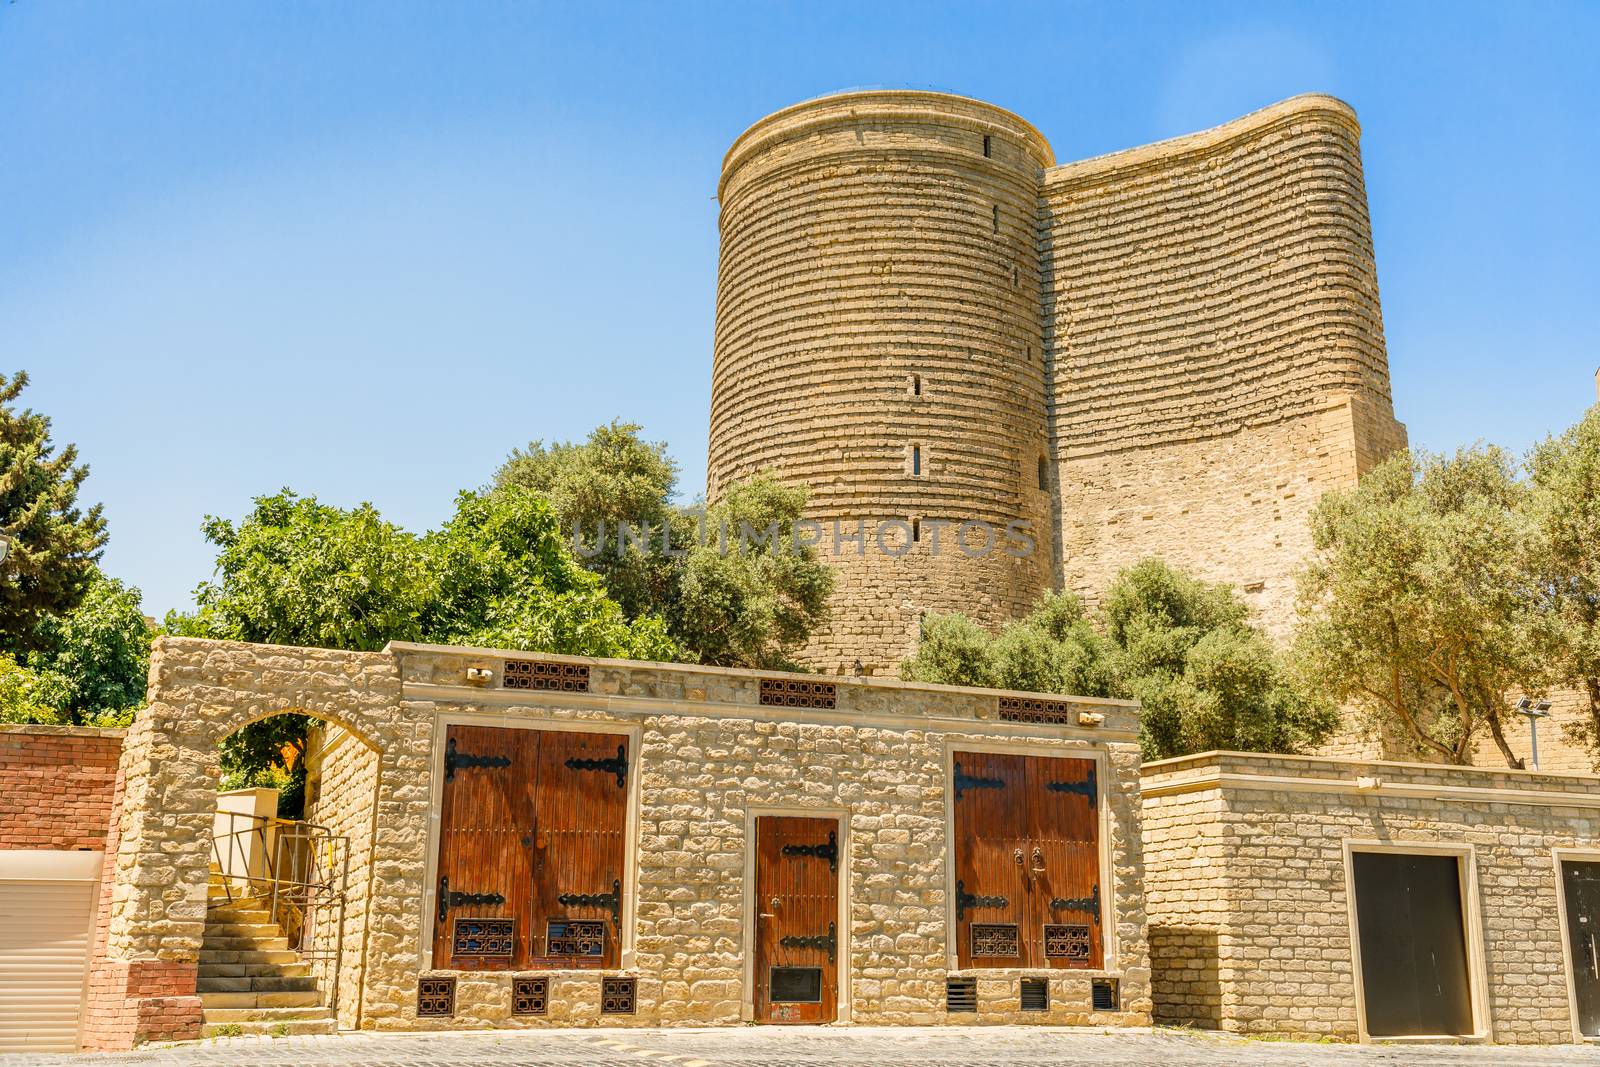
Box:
[0,723,123,850]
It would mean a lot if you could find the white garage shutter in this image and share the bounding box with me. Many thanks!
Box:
[0,852,102,1053]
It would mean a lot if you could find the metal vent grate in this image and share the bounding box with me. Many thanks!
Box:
[504,659,592,692]
[945,976,977,1013]
[1043,923,1091,961]
[997,695,1076,724]
[547,919,606,958]
[601,976,637,1015]
[417,976,456,1017]
[1019,977,1049,1012]
[759,678,837,709]
[1091,978,1119,1012]
[453,917,514,958]
[512,977,548,1016]
[971,923,1020,958]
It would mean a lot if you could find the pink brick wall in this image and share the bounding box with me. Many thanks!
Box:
[0,724,123,850]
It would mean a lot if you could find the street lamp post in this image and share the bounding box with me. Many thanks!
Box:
[1516,697,1553,770]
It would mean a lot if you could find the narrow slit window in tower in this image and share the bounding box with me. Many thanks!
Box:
[982,134,992,158]
[992,205,1000,233]
[912,374,922,397]
[912,518,921,542]
[912,445,922,477]
[1038,456,1049,491]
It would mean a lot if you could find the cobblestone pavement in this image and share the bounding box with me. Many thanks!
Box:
[9,1028,1600,1067]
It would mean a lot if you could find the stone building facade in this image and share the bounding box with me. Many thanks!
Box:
[82,636,1149,1044]
[1142,751,1600,1043]
[707,90,1407,673]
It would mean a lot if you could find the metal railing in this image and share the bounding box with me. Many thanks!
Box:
[211,811,349,1015]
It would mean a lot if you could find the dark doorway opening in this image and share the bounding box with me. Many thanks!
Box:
[1562,859,1600,1037]
[1351,850,1474,1037]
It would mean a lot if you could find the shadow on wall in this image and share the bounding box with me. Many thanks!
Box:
[1148,924,1223,1029]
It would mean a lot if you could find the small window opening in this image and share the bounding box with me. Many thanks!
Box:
[1091,978,1119,1012]
[912,373,922,396]
[912,445,922,477]
[1012,265,1020,287]
[1037,457,1049,491]
[1020,977,1049,1012]
[992,205,1000,233]
[912,518,921,542]
[982,135,992,159]
[947,975,977,1013]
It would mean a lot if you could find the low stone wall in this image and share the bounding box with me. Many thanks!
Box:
[1142,751,1600,1044]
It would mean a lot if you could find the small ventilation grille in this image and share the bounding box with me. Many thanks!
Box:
[547,919,606,958]
[1091,978,1119,1012]
[504,659,591,692]
[945,976,977,1013]
[601,976,637,1015]
[759,678,836,709]
[1043,923,1091,961]
[997,695,1076,724]
[452,917,514,958]
[417,976,456,1017]
[1019,977,1049,1012]
[971,923,1020,958]
[512,976,548,1016]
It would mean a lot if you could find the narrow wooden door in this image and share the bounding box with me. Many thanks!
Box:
[432,724,537,969]
[1351,851,1473,1037]
[951,753,1030,967]
[754,816,839,1023]
[530,730,630,968]
[1563,860,1600,1037]
[1025,755,1102,968]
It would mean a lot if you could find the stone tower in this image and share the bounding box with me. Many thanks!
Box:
[707,90,1407,673]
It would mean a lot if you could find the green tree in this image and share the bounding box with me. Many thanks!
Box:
[495,423,831,668]
[28,573,150,726]
[0,371,109,651]
[1527,403,1600,760]
[0,653,53,724]
[1293,447,1545,767]
[904,561,1326,760]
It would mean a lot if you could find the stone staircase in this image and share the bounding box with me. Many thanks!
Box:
[198,885,337,1038]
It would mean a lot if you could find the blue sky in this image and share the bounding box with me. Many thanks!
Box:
[3,2,1597,617]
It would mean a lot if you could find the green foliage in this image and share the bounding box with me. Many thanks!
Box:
[1293,447,1545,766]
[1525,403,1600,757]
[0,370,109,653]
[0,653,55,724]
[496,423,831,668]
[27,573,150,725]
[904,562,1328,760]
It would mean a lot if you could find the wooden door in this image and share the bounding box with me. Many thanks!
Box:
[529,730,630,969]
[754,816,840,1023]
[432,724,537,970]
[951,753,1029,967]
[1025,755,1102,969]
[952,752,1101,969]
[1351,851,1473,1037]
[1563,860,1600,1037]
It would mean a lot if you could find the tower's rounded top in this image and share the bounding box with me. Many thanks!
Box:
[719,88,1055,199]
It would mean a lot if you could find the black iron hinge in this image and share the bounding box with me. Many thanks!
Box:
[953,761,1004,801]
[1050,883,1101,924]
[559,877,622,927]
[780,920,838,964]
[444,736,512,781]
[782,829,838,873]
[436,875,506,925]
[956,879,1008,921]
[1045,764,1097,807]
[565,744,628,789]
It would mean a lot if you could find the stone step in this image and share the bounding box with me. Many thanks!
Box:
[197,975,318,994]
[201,990,322,1010]
[204,922,284,940]
[203,934,290,952]
[200,1016,337,1038]
[196,961,311,979]
[198,948,300,966]
[207,908,273,925]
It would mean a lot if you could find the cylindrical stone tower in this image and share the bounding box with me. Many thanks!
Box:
[708,90,1056,674]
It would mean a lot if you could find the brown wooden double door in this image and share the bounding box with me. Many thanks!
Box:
[753,816,840,1023]
[432,724,629,971]
[952,751,1102,970]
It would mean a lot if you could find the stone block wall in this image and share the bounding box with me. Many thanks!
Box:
[1142,751,1600,1043]
[0,724,122,851]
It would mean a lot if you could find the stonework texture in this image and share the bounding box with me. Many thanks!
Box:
[111,636,1150,1039]
[0,724,122,850]
[704,90,1406,673]
[1142,751,1600,1043]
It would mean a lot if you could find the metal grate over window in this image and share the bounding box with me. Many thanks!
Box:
[600,976,637,1015]
[758,678,837,710]
[417,976,456,1017]
[971,923,1020,958]
[512,977,548,1016]
[997,695,1077,724]
[1091,978,1119,1012]
[946,976,978,1013]
[503,659,592,693]
[1043,923,1091,961]
[452,917,514,958]
[1019,977,1049,1012]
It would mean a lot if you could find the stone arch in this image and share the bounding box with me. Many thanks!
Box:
[90,636,422,1047]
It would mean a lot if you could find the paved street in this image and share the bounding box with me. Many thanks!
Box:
[8,1028,1600,1067]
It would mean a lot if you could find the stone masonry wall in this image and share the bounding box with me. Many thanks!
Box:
[357,643,1151,1030]
[0,724,122,851]
[1142,751,1600,1043]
